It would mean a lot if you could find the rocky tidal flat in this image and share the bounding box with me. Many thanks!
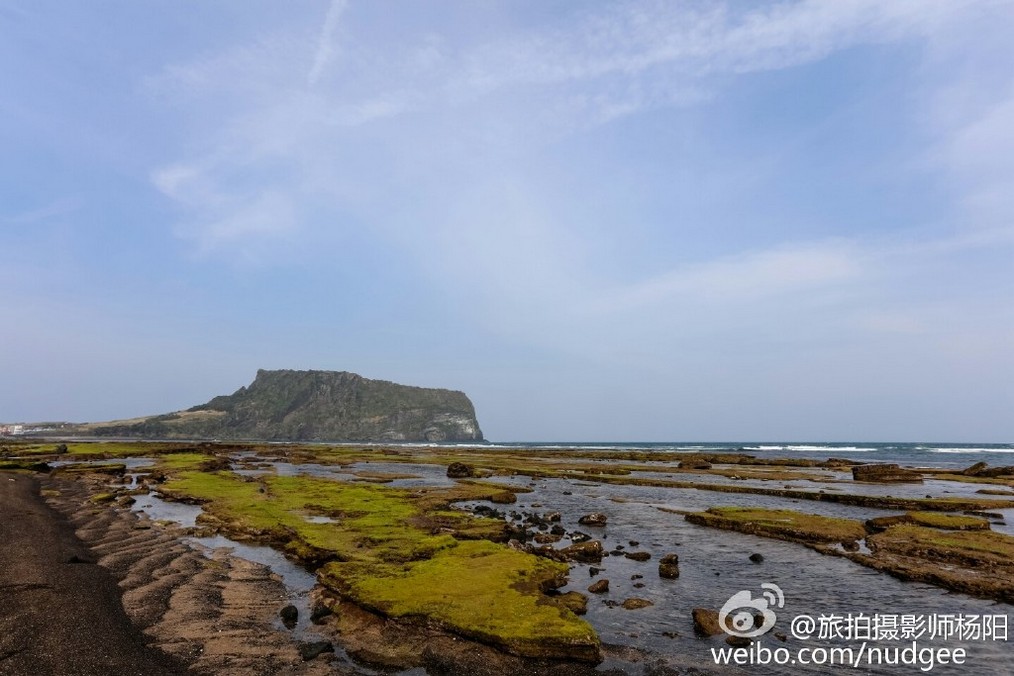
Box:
[2,441,1013,674]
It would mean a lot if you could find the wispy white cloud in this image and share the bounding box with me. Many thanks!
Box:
[584,241,863,315]
[308,0,348,87]
[143,0,1014,379]
[148,0,983,262]
[1,198,79,226]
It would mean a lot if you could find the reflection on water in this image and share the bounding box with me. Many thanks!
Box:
[123,455,1012,675]
[188,535,319,636]
[131,491,203,527]
[472,473,1013,675]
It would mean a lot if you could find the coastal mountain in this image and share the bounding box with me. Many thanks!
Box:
[86,369,484,442]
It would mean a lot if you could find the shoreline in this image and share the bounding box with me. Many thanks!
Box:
[3,441,1013,674]
[0,473,187,675]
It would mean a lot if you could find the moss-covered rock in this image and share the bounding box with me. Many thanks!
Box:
[685,507,866,544]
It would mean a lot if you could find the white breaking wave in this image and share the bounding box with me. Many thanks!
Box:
[743,445,877,452]
[928,448,1014,454]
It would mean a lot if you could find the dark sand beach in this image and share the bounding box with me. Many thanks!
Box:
[1,472,345,676]
[0,473,185,675]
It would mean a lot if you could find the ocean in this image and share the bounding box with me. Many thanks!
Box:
[452,441,1014,469]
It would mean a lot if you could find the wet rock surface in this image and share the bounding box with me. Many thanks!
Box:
[852,464,923,483]
[657,553,680,578]
[23,475,336,675]
[692,608,723,637]
[446,462,475,478]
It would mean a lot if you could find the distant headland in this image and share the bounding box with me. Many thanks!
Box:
[15,369,483,443]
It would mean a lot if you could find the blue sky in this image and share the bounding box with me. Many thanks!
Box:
[2,0,1012,441]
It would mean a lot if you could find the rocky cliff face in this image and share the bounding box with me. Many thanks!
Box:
[92,370,484,442]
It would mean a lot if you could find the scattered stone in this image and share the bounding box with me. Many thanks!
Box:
[631,574,643,580]
[546,511,562,522]
[624,551,651,562]
[633,583,645,589]
[658,553,680,578]
[588,579,610,594]
[552,591,588,615]
[534,533,562,544]
[310,601,333,624]
[622,598,654,610]
[842,540,860,552]
[299,641,335,661]
[774,632,788,642]
[589,566,602,577]
[559,540,604,563]
[628,540,640,547]
[726,636,751,648]
[749,552,764,564]
[280,604,298,628]
[692,608,723,636]
[570,531,592,543]
[446,462,474,478]
[578,513,608,527]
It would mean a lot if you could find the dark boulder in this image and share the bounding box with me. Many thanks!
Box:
[658,553,680,578]
[622,598,654,610]
[749,552,764,564]
[692,608,723,636]
[280,604,298,628]
[852,464,922,483]
[446,462,474,478]
[962,462,989,476]
[559,540,604,563]
[578,513,608,527]
[299,641,335,661]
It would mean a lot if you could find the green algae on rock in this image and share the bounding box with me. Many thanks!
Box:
[685,506,867,544]
[157,462,600,661]
[320,541,599,661]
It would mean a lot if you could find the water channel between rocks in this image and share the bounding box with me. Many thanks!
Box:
[124,456,1013,675]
